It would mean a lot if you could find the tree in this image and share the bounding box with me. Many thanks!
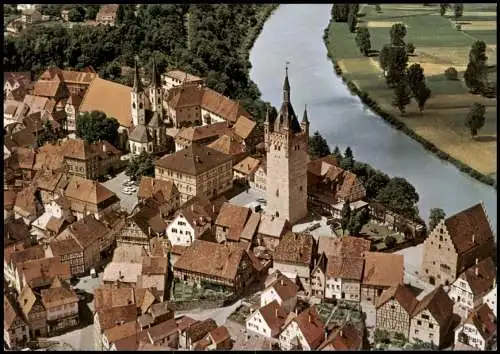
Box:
[384,45,408,87]
[385,235,397,248]
[453,4,464,19]
[344,146,353,160]
[348,208,370,235]
[407,63,425,93]
[332,146,343,162]
[406,42,415,55]
[340,156,354,171]
[392,77,411,115]
[347,5,358,33]
[390,23,407,46]
[415,82,431,112]
[439,4,449,16]
[464,62,485,94]
[125,151,155,181]
[332,4,350,22]
[376,177,419,219]
[36,120,58,147]
[465,103,486,137]
[428,208,446,233]
[365,172,390,199]
[341,201,352,235]
[469,40,488,64]
[444,67,459,80]
[355,26,371,56]
[76,110,120,146]
[379,45,392,74]
[374,329,390,344]
[68,6,85,22]
[308,131,331,159]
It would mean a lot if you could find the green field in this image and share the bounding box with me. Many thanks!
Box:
[326,4,497,177]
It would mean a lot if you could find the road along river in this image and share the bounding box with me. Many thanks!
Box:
[249,4,497,232]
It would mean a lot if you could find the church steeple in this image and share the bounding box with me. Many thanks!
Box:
[283,64,290,103]
[133,57,143,92]
[302,104,309,123]
[151,56,160,88]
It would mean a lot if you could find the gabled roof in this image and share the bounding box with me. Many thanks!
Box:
[215,202,250,229]
[138,176,178,202]
[256,300,287,334]
[319,323,363,350]
[257,214,290,238]
[40,277,78,309]
[444,203,494,255]
[94,287,136,313]
[319,236,371,259]
[130,201,167,236]
[63,214,108,249]
[185,318,218,343]
[326,256,364,281]
[19,285,39,317]
[207,134,246,157]
[293,306,326,349]
[412,285,453,326]
[232,115,256,140]
[265,273,298,302]
[240,212,261,242]
[176,122,228,142]
[129,124,152,143]
[64,176,117,205]
[174,240,250,281]
[20,256,71,289]
[155,143,232,175]
[14,185,39,217]
[4,294,26,329]
[376,284,418,314]
[464,303,496,340]
[461,257,496,297]
[361,252,404,287]
[273,232,314,267]
[233,156,261,175]
[79,77,132,128]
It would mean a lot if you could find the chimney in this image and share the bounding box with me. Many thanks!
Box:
[308,314,311,323]
[275,309,278,318]
[340,330,343,337]
[148,226,152,236]
[472,233,475,244]
[475,258,479,265]
[475,267,479,277]
[191,204,194,212]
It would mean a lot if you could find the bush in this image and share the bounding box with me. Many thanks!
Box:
[375,5,381,13]
[406,42,416,55]
[374,328,390,343]
[444,67,459,80]
[385,235,397,248]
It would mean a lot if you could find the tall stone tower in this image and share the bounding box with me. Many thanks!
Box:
[148,57,163,120]
[264,67,309,224]
[131,58,146,126]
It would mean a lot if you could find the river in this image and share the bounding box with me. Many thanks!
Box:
[249,4,497,231]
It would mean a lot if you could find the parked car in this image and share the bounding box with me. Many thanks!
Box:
[90,268,98,278]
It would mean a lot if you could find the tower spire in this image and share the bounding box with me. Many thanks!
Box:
[133,56,142,92]
[151,55,160,88]
[283,62,290,103]
[302,104,309,123]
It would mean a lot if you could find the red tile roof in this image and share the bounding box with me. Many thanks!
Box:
[361,252,404,287]
[444,203,494,255]
[376,284,418,314]
[294,306,326,349]
[412,285,453,326]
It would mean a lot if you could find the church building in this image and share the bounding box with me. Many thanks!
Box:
[128,58,167,155]
[264,67,309,224]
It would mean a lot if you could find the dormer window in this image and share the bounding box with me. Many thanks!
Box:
[276,189,279,197]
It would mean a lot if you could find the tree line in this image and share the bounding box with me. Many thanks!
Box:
[4,4,275,123]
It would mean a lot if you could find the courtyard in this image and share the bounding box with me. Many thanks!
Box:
[102,170,138,213]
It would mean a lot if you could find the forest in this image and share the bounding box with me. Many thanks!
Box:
[3,4,277,122]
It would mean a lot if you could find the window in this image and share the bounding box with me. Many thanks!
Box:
[390,305,395,309]
[421,314,429,320]
[429,323,434,329]
[276,189,279,197]
[172,228,178,233]
[439,235,443,241]
[299,186,303,191]
[438,245,441,249]
[417,320,422,325]
[414,329,419,335]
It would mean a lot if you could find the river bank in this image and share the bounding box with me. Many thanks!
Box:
[323,4,496,188]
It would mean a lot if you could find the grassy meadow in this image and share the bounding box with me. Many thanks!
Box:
[327,4,497,177]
